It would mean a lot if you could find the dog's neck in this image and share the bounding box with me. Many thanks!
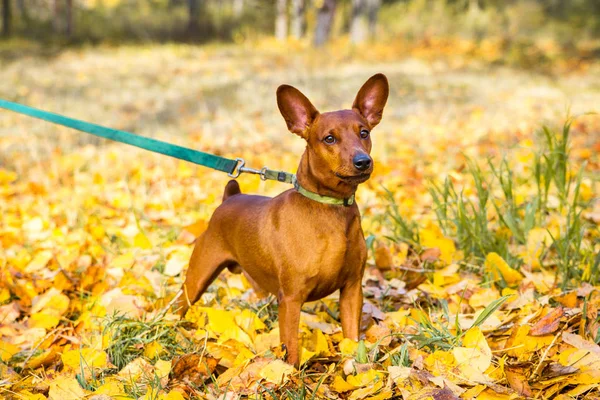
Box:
[295,151,359,201]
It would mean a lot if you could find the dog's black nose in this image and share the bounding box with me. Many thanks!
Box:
[353,154,372,171]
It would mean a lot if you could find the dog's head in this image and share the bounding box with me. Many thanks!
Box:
[276,74,389,193]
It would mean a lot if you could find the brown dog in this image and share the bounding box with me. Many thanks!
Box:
[177,74,389,366]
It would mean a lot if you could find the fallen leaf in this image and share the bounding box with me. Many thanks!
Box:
[505,366,533,397]
[62,348,109,370]
[258,359,294,384]
[485,252,523,286]
[530,307,564,336]
[48,375,87,400]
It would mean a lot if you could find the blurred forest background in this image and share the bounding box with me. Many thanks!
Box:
[1,0,600,66]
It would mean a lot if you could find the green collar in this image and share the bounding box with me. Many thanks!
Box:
[292,175,355,207]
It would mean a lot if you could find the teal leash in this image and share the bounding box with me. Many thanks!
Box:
[0,99,292,182]
[0,99,354,206]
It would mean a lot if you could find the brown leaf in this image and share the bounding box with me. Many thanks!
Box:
[542,362,578,379]
[505,366,533,397]
[408,386,459,400]
[0,302,20,324]
[433,387,460,400]
[374,244,394,271]
[530,307,564,336]
[420,247,441,263]
[365,322,392,346]
[171,353,219,384]
[402,267,428,290]
[587,304,600,341]
[362,300,385,322]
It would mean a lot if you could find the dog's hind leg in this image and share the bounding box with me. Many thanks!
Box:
[176,233,232,318]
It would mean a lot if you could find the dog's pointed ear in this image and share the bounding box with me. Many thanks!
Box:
[352,73,389,128]
[277,85,319,139]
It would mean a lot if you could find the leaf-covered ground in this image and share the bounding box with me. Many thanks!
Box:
[0,43,599,399]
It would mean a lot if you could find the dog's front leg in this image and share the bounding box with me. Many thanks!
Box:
[339,281,363,340]
[278,293,303,366]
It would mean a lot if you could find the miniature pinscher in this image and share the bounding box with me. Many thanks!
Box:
[177,74,389,366]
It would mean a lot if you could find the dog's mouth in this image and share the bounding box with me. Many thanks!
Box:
[335,172,371,184]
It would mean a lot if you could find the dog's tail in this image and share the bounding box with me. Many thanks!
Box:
[222,180,242,202]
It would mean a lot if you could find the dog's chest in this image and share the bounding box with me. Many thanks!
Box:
[279,205,366,299]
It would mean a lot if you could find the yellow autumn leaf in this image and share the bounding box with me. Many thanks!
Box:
[331,375,357,393]
[118,357,153,380]
[16,391,46,400]
[144,341,164,359]
[348,380,385,400]
[300,346,317,365]
[235,308,266,337]
[164,250,189,277]
[522,228,553,268]
[346,369,385,387]
[0,168,17,184]
[48,375,87,400]
[24,250,53,273]
[463,327,491,352]
[31,288,70,316]
[311,329,331,356]
[94,378,126,397]
[111,252,135,269]
[254,329,282,354]
[25,347,60,369]
[258,359,294,384]
[420,223,456,264]
[28,313,60,330]
[424,350,455,377]
[183,219,208,237]
[134,231,152,249]
[61,348,109,370]
[339,338,359,356]
[160,392,186,400]
[155,359,172,379]
[453,345,491,382]
[506,325,555,360]
[433,263,461,287]
[0,287,10,303]
[485,252,523,285]
[362,387,393,400]
[0,340,20,362]
[469,287,500,309]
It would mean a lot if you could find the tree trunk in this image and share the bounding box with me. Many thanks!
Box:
[314,0,335,47]
[350,0,366,44]
[187,0,200,36]
[52,0,60,33]
[1,0,10,37]
[351,0,380,44]
[275,0,287,41]
[233,0,243,18]
[17,0,28,22]
[366,0,380,38]
[290,0,305,39]
[65,0,73,37]
[468,0,480,14]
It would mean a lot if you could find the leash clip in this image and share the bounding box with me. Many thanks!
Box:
[229,158,269,181]
[228,158,246,178]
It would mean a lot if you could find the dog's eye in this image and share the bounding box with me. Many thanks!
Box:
[360,129,370,139]
[323,135,336,144]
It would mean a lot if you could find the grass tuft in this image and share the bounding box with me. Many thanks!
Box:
[103,312,191,370]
